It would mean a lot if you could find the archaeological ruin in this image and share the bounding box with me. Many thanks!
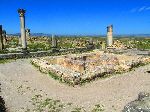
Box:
[107,25,113,47]
[0,25,4,50]
[51,34,57,48]
[2,30,7,46]
[18,9,27,51]
[25,29,31,40]
[0,2,150,111]
[0,8,118,58]
[31,50,150,85]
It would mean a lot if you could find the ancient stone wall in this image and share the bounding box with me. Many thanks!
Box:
[0,47,88,59]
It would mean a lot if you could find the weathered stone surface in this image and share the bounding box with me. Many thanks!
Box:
[87,38,95,50]
[0,25,4,50]
[107,25,113,47]
[18,9,27,49]
[51,34,57,48]
[0,47,88,59]
[25,29,30,40]
[31,51,150,84]
[2,30,7,46]
[122,92,150,112]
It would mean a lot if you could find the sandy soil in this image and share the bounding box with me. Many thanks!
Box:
[0,59,150,112]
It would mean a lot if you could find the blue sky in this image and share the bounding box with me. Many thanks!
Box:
[0,0,150,35]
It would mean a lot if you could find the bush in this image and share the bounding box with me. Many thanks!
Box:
[28,43,51,51]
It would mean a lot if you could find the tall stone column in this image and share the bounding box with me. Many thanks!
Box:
[2,30,7,46]
[51,34,57,48]
[0,25,4,50]
[18,9,27,50]
[107,25,113,47]
[25,29,30,40]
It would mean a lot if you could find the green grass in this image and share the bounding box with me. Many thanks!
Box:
[91,104,105,112]
[27,94,105,112]
[0,59,14,64]
[28,42,51,52]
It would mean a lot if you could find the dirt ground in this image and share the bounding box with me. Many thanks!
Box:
[0,59,150,112]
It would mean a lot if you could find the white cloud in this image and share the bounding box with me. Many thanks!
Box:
[130,6,150,13]
[138,6,146,12]
[146,7,150,10]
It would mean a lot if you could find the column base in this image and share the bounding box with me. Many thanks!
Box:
[21,48,29,54]
[86,44,95,50]
[51,47,59,52]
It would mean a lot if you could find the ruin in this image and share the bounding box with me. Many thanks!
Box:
[2,30,7,46]
[18,9,27,50]
[31,50,150,85]
[107,25,113,47]
[25,29,30,40]
[18,36,22,45]
[0,25,4,50]
[87,38,94,49]
[51,34,57,48]
[101,41,106,50]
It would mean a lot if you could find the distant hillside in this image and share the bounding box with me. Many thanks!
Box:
[115,34,150,37]
[7,33,150,37]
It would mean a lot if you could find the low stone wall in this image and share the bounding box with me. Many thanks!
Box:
[31,51,150,85]
[0,47,88,59]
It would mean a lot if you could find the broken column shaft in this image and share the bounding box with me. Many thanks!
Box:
[2,30,7,46]
[25,29,30,40]
[18,9,27,50]
[52,34,57,48]
[107,25,113,47]
[0,25,4,50]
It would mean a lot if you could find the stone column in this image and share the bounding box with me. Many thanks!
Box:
[89,38,93,45]
[107,25,113,47]
[25,29,30,40]
[0,25,4,50]
[2,30,7,46]
[51,34,57,48]
[18,9,27,50]
[18,36,22,45]
[101,41,106,50]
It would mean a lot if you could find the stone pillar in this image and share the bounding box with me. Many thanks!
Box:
[2,30,7,46]
[107,25,113,47]
[18,36,22,45]
[18,9,27,50]
[0,25,4,50]
[89,38,93,45]
[101,41,106,50]
[51,34,57,48]
[25,29,30,40]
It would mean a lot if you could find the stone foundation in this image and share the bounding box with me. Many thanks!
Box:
[0,47,88,59]
[31,51,150,85]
